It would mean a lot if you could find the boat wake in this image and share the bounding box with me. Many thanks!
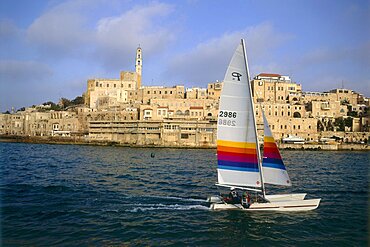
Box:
[148,195,207,202]
[126,203,209,213]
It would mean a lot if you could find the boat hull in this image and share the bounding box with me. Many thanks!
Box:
[265,193,306,202]
[209,196,320,212]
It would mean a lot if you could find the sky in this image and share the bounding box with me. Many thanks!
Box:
[0,0,369,112]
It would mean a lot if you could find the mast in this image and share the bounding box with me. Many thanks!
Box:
[241,39,266,197]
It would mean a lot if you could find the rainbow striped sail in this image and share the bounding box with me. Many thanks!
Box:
[262,111,291,186]
[217,40,261,188]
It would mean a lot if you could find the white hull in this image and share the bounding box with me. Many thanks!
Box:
[209,194,320,212]
[265,193,306,202]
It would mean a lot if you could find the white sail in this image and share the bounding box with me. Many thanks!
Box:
[217,40,261,188]
[262,111,291,186]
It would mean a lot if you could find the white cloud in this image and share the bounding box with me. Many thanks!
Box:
[26,0,94,57]
[163,22,293,84]
[95,2,176,71]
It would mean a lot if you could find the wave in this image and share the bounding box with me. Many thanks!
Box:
[126,203,209,213]
[147,195,207,202]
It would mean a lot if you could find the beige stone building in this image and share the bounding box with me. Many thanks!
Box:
[85,47,142,108]
[88,119,217,147]
[306,101,347,118]
[207,81,223,100]
[130,85,185,104]
[329,88,358,105]
[251,73,302,103]
[141,98,219,121]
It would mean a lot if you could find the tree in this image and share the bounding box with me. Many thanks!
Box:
[71,96,84,105]
[348,111,358,117]
[334,117,345,131]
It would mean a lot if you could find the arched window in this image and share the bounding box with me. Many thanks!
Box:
[293,112,301,118]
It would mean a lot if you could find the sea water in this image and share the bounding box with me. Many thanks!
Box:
[1,142,368,246]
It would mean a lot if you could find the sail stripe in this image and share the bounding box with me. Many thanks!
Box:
[218,152,258,163]
[264,137,275,143]
[218,160,259,172]
[217,146,257,154]
[263,142,278,148]
[263,162,286,170]
[218,165,259,172]
[262,147,282,159]
[263,157,284,166]
[217,140,256,149]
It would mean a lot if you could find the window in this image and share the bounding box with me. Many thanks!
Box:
[181,134,189,139]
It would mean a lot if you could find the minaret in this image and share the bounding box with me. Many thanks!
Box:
[135,46,142,88]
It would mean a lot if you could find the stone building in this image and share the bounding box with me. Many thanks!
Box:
[88,119,217,147]
[130,85,185,104]
[329,88,358,105]
[85,47,142,108]
[207,81,223,100]
[251,73,302,103]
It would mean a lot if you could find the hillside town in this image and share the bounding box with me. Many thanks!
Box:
[1,47,369,149]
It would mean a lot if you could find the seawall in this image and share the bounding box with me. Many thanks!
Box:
[1,135,369,151]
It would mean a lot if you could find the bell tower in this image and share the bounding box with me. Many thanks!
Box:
[135,46,142,88]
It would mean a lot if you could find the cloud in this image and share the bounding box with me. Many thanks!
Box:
[163,22,293,85]
[95,2,176,71]
[0,19,21,40]
[0,60,54,111]
[0,60,53,84]
[26,0,94,58]
[291,41,370,94]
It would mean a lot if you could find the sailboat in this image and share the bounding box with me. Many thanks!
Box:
[208,39,320,211]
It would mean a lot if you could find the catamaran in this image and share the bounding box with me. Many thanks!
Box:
[208,39,320,211]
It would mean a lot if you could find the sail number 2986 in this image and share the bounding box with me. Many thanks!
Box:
[219,111,237,118]
[218,111,237,126]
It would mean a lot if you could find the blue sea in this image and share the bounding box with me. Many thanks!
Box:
[1,142,368,246]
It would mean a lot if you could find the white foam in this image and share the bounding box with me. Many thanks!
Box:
[126,204,209,213]
[148,195,207,202]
